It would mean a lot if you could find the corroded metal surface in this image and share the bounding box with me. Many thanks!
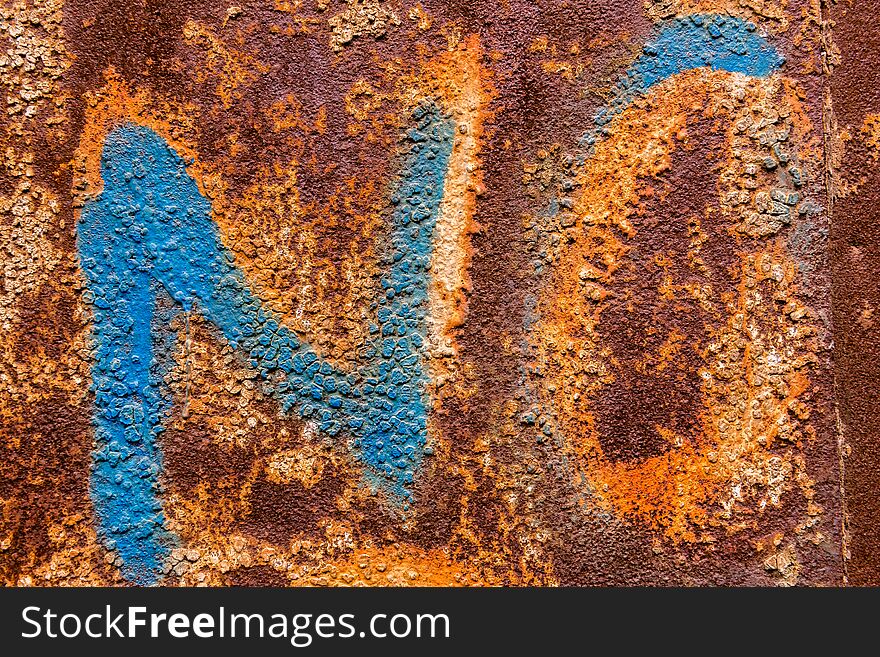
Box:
[829,0,880,587]
[0,0,868,586]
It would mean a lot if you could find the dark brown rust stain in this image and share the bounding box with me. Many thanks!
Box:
[0,280,93,584]
[161,421,257,492]
[591,115,733,462]
[65,0,213,84]
[423,0,649,53]
[828,0,880,586]
[238,471,347,544]
[408,468,465,549]
[0,390,90,583]
[227,564,290,587]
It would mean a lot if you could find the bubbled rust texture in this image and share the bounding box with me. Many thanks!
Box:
[0,0,872,586]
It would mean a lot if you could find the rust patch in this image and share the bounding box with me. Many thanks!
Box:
[0,0,852,587]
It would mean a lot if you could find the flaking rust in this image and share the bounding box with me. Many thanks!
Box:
[0,0,868,586]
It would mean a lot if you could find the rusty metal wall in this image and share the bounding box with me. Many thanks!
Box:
[829,0,880,587]
[0,0,871,586]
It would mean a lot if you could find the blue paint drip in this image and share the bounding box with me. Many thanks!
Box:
[78,106,454,584]
[583,14,783,147]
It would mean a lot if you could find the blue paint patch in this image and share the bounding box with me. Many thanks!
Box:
[582,14,783,147]
[78,106,454,584]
